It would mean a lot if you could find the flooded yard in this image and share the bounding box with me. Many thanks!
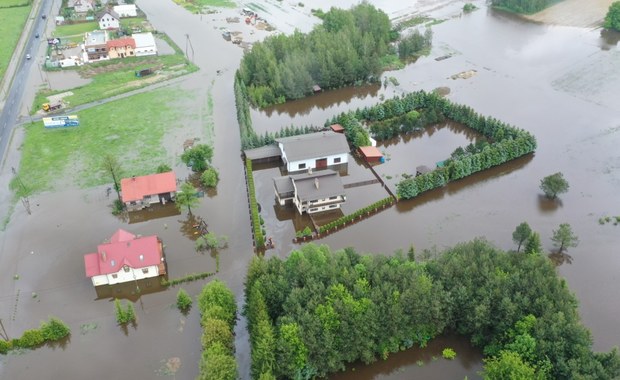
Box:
[1,0,619,379]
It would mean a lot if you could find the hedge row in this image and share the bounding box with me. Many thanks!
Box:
[235,73,257,150]
[318,197,394,234]
[245,158,265,249]
[0,317,70,355]
[162,271,216,287]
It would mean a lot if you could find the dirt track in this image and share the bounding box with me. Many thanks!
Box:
[525,0,614,28]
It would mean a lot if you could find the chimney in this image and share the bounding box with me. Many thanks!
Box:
[101,250,107,262]
[314,178,319,189]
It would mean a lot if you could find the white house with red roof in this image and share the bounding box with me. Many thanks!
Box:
[84,229,166,286]
[121,171,177,211]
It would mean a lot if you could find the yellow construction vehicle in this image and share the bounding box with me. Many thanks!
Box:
[42,100,62,112]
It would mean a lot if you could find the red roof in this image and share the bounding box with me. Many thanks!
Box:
[106,37,135,49]
[120,171,176,203]
[84,229,163,277]
[330,124,345,132]
[359,146,383,158]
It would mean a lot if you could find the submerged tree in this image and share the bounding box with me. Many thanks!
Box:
[540,172,569,200]
[176,182,200,216]
[551,223,579,253]
[181,145,214,172]
[604,1,620,31]
[512,222,532,252]
[101,154,123,203]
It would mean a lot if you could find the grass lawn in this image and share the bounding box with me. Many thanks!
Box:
[52,21,99,37]
[0,0,30,7]
[0,5,31,80]
[120,17,147,30]
[16,87,195,196]
[172,0,235,14]
[34,51,197,110]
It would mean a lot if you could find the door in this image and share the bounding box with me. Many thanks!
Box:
[315,158,327,168]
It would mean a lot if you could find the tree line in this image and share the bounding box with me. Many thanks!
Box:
[491,0,558,14]
[244,241,620,379]
[237,2,432,108]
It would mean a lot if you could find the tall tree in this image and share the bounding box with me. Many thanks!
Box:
[482,351,540,380]
[176,182,200,216]
[539,172,569,199]
[551,224,579,253]
[101,154,123,203]
[524,232,542,255]
[512,222,532,252]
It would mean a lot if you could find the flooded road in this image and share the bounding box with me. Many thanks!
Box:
[1,0,619,379]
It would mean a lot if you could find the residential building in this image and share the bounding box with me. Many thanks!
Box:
[274,170,346,214]
[113,4,138,17]
[83,30,109,61]
[84,229,166,286]
[97,9,120,29]
[106,37,135,59]
[69,0,94,14]
[120,171,177,211]
[276,131,349,173]
[133,32,158,56]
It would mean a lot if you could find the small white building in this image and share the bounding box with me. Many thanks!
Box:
[132,32,158,56]
[84,229,166,287]
[276,131,350,173]
[274,170,346,214]
[69,0,94,14]
[113,4,137,17]
[97,9,120,30]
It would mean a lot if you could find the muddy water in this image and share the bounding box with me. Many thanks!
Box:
[2,1,620,380]
[46,70,92,91]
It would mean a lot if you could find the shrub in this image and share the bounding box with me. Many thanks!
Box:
[156,164,172,173]
[201,167,219,188]
[0,339,11,354]
[442,348,457,359]
[40,317,70,341]
[18,329,45,348]
[246,159,265,248]
[114,299,136,325]
[176,288,193,311]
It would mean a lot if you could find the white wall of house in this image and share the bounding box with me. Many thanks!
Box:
[90,264,160,286]
[99,14,119,29]
[293,194,345,214]
[286,153,348,172]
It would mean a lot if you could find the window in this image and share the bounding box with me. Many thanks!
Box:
[142,268,149,274]
[329,205,337,208]
[334,157,341,163]
[112,274,118,279]
[309,208,318,212]
[298,163,306,169]
[329,196,338,200]
[123,265,130,273]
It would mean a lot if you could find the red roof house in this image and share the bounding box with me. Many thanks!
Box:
[359,146,384,163]
[120,171,177,211]
[106,37,136,59]
[84,229,166,286]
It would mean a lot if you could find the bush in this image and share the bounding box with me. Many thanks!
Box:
[0,339,11,354]
[463,3,476,12]
[18,329,45,348]
[162,271,216,287]
[40,317,70,341]
[201,168,219,188]
[246,159,265,248]
[176,288,193,311]
[442,348,457,360]
[156,164,172,173]
[319,197,394,234]
[114,299,136,325]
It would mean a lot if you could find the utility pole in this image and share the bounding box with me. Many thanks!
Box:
[0,318,9,340]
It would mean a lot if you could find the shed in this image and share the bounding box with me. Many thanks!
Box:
[359,146,384,163]
[312,84,321,93]
[416,165,432,176]
[330,124,345,134]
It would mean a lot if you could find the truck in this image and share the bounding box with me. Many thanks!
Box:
[42,100,62,112]
[135,68,153,77]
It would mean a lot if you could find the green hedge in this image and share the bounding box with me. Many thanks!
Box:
[318,197,394,234]
[246,158,265,249]
[162,271,216,287]
[0,317,71,354]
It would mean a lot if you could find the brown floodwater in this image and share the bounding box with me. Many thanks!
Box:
[2,0,620,379]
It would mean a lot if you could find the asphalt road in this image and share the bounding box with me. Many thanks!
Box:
[0,0,53,164]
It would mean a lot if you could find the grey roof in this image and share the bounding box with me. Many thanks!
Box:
[97,9,119,20]
[244,145,282,161]
[416,165,432,174]
[273,176,294,196]
[291,170,345,202]
[276,132,349,162]
[85,30,107,45]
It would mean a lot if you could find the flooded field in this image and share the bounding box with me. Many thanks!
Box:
[1,0,620,379]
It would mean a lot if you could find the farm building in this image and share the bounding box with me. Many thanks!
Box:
[276,131,350,173]
[274,169,346,214]
[120,171,177,211]
[133,32,158,56]
[83,229,166,287]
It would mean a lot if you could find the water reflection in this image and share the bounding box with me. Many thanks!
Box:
[261,83,381,118]
[128,203,181,224]
[94,277,167,301]
[537,194,563,213]
[548,251,574,266]
[599,29,620,51]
